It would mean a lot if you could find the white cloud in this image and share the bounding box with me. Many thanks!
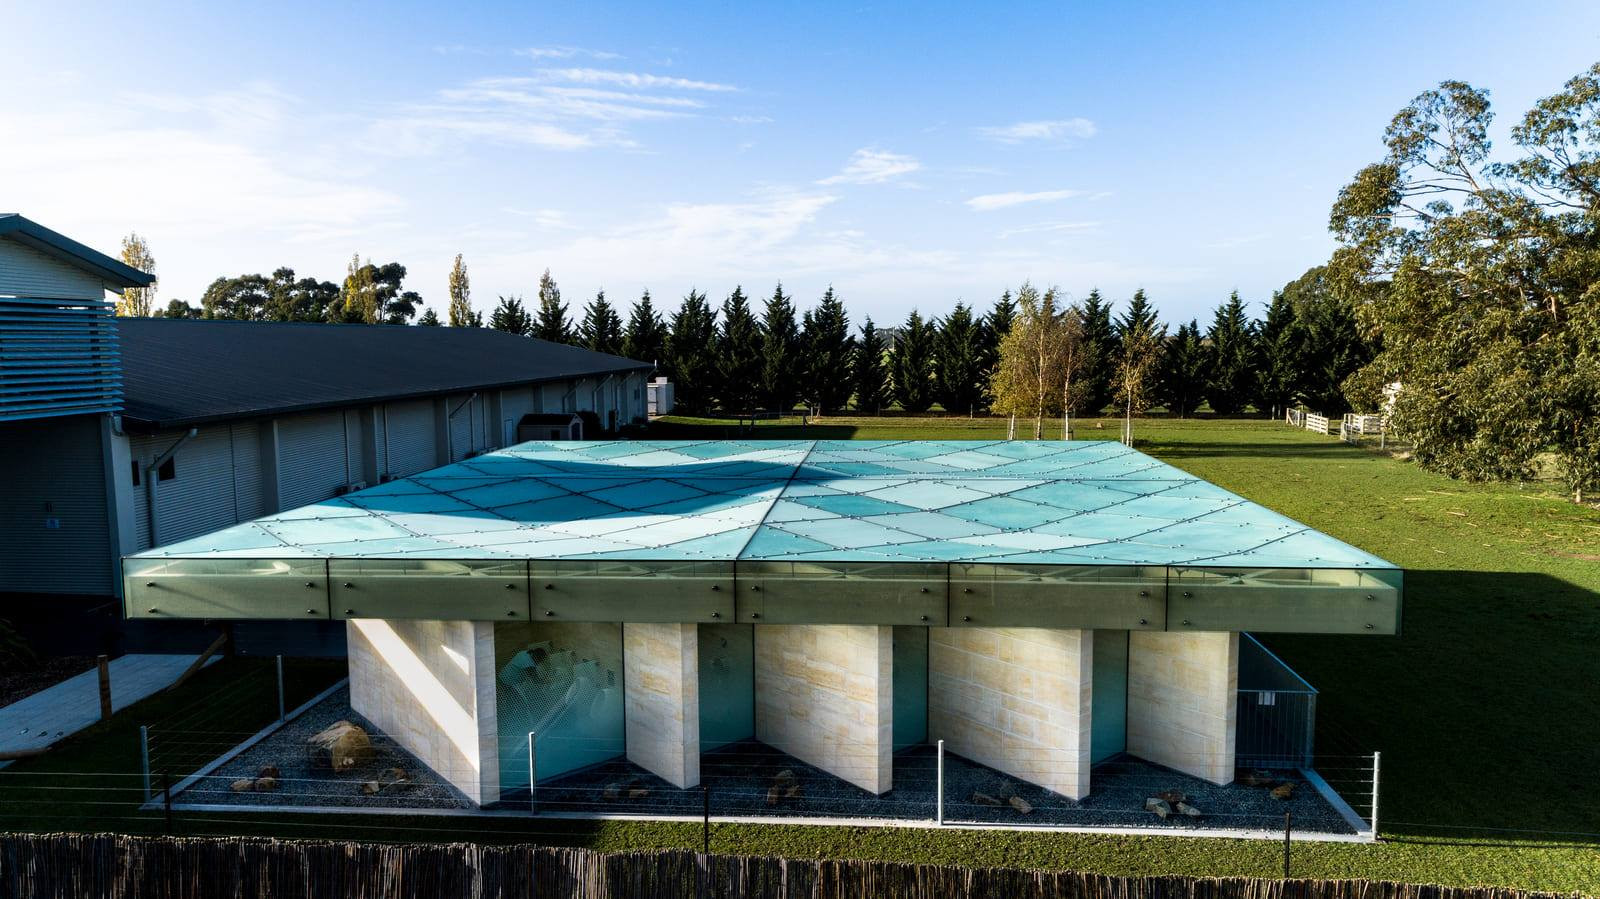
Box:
[966,189,1084,211]
[997,221,1101,239]
[817,149,921,185]
[516,46,623,60]
[539,68,737,92]
[977,118,1097,143]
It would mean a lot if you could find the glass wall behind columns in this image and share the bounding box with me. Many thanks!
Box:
[698,623,754,751]
[1091,629,1129,763]
[495,621,625,795]
[892,626,928,751]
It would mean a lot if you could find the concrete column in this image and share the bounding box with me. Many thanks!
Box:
[348,619,501,806]
[754,625,892,795]
[623,623,700,788]
[928,627,1093,800]
[1126,630,1238,785]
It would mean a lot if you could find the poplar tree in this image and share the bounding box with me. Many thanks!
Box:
[934,302,986,416]
[759,284,801,413]
[716,286,763,412]
[117,233,156,317]
[852,318,889,414]
[489,295,532,335]
[1203,291,1256,415]
[447,254,475,327]
[1160,319,1207,417]
[890,310,936,414]
[1079,289,1116,414]
[340,254,379,323]
[665,289,718,414]
[580,290,624,355]
[622,290,665,365]
[534,269,572,343]
[800,287,853,414]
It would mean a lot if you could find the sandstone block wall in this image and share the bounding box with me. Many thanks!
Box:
[927,626,1093,799]
[623,622,700,788]
[347,619,500,805]
[1126,630,1238,785]
[754,624,892,794]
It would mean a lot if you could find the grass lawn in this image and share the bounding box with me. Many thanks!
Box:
[2,415,1595,893]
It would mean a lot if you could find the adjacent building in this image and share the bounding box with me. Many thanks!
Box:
[0,215,653,652]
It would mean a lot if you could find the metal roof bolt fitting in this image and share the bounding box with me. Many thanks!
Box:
[145,582,157,588]
[1138,618,1148,625]
[1366,594,1375,601]
[544,583,554,590]
[1182,591,1192,598]
[506,610,516,617]
[1139,590,1149,597]
[1181,619,1191,626]
[544,610,554,617]
[920,587,929,593]
[342,582,353,589]
[919,615,929,622]
[504,583,515,590]
[710,585,720,591]
[147,607,158,614]
[306,609,316,615]
[750,612,760,619]
[963,587,973,594]
[961,615,971,622]
[1365,623,1374,629]
[344,609,354,615]
[305,582,316,588]
[710,611,720,619]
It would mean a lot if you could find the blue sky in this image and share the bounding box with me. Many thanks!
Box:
[6,1,1599,325]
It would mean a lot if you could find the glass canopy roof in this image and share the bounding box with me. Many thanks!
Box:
[131,440,1395,570]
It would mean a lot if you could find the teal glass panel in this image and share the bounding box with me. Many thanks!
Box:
[697,623,754,751]
[1091,629,1129,763]
[496,621,624,791]
[892,626,928,750]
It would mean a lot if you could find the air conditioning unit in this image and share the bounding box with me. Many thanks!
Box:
[378,473,398,483]
[333,481,368,496]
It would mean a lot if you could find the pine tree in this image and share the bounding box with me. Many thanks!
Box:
[716,287,763,412]
[934,302,986,416]
[1203,291,1256,415]
[1079,289,1116,414]
[1160,319,1207,417]
[852,318,889,413]
[890,310,937,414]
[1255,291,1300,416]
[800,287,853,414]
[975,290,1016,414]
[418,308,442,326]
[489,295,532,335]
[534,269,572,343]
[758,283,801,414]
[665,289,719,414]
[580,290,624,355]
[622,290,666,365]
[447,254,475,327]
[117,233,156,316]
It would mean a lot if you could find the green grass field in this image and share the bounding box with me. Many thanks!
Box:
[3,415,1596,893]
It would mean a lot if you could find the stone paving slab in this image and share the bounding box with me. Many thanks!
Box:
[0,654,215,758]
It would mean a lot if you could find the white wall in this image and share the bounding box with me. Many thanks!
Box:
[0,239,108,299]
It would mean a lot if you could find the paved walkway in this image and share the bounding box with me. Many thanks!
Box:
[0,654,214,760]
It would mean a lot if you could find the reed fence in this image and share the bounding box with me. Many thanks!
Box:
[0,832,1579,899]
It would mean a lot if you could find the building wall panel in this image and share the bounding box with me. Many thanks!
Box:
[0,415,112,594]
[276,410,349,509]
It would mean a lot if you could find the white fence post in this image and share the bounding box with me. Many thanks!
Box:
[1370,751,1381,838]
[140,725,151,802]
[935,739,945,825]
[527,731,537,814]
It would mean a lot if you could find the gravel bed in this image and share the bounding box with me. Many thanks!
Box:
[525,742,1356,834]
[172,686,471,811]
[175,691,1352,833]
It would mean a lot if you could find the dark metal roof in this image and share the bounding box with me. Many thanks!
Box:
[0,214,156,289]
[115,318,651,430]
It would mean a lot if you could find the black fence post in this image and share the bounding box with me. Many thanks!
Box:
[1282,811,1291,878]
[162,771,173,835]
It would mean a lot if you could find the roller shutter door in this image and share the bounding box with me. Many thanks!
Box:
[277,410,349,509]
[384,399,438,478]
